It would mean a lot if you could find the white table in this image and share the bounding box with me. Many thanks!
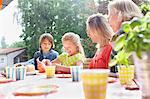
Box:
[0,74,142,99]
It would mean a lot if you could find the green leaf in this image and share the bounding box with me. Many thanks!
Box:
[145,12,150,17]
[109,59,117,67]
[130,18,142,29]
[114,34,126,51]
[114,50,131,66]
[128,32,134,39]
[116,51,125,63]
[122,22,131,33]
[124,59,129,66]
[136,46,142,59]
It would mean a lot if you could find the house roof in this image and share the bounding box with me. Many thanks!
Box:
[0,0,13,10]
[0,48,25,55]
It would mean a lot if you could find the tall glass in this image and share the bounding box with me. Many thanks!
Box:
[70,66,83,82]
[81,69,109,99]
[45,66,55,78]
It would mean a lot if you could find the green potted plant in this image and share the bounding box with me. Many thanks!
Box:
[111,12,150,98]
[140,2,150,15]
[109,49,134,85]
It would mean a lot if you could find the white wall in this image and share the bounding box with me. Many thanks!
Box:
[0,49,25,69]
[0,55,7,69]
[7,49,25,66]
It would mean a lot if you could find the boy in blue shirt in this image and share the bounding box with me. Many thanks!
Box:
[34,33,58,71]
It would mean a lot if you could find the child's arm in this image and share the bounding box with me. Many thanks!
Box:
[33,51,41,70]
[54,64,70,74]
[76,60,83,66]
[51,58,61,64]
[54,60,83,74]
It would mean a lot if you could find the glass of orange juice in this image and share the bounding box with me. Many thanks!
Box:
[81,69,109,99]
[45,66,56,78]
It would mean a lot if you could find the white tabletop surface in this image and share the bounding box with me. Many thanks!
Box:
[0,73,142,99]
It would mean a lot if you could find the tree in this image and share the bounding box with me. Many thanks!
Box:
[9,41,26,48]
[18,0,96,58]
[97,0,110,14]
[1,36,7,48]
[132,0,144,5]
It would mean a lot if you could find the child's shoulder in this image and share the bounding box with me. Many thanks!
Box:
[34,51,41,58]
[102,44,112,54]
[50,49,58,54]
[71,53,85,62]
[50,49,58,53]
[103,44,112,50]
[59,52,68,56]
[58,53,68,61]
[72,53,84,59]
[34,50,41,54]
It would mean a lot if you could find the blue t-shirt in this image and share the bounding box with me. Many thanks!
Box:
[34,49,58,70]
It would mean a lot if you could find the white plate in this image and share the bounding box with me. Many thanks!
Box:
[55,74,72,78]
[0,77,13,83]
[26,70,39,75]
[13,85,59,96]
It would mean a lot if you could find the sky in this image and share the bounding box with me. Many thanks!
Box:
[0,0,22,47]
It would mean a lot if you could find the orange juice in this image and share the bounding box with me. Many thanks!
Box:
[81,69,109,99]
[38,63,45,73]
[45,66,55,78]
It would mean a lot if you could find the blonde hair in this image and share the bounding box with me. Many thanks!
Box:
[108,0,143,21]
[62,32,85,58]
[39,33,55,50]
[86,13,114,46]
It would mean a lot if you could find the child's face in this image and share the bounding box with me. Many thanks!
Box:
[63,40,78,56]
[41,38,52,53]
[86,27,101,43]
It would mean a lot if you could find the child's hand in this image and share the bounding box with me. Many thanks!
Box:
[36,58,45,73]
[37,62,45,73]
[36,58,42,64]
[42,59,51,66]
[76,61,83,66]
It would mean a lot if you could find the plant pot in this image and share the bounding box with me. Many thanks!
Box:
[118,65,134,85]
[133,52,150,99]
